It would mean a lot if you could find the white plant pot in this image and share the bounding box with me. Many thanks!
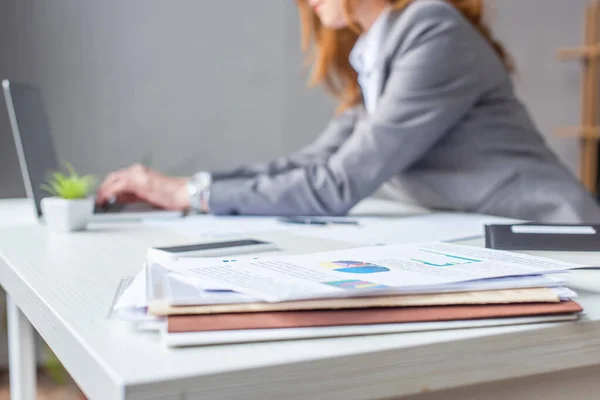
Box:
[40,197,94,232]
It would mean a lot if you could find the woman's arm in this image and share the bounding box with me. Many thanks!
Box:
[93,83,360,211]
[208,5,482,216]
[207,108,360,180]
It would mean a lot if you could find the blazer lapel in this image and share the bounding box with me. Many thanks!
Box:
[371,9,406,102]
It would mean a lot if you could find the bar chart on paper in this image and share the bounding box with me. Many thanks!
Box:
[410,249,481,268]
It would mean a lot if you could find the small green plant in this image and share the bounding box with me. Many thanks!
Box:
[41,162,96,199]
[44,346,70,385]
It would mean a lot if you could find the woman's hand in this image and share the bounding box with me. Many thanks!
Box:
[95,164,190,211]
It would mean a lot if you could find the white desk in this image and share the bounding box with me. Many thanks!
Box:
[1,199,600,400]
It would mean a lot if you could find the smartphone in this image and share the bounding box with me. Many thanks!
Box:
[147,239,279,260]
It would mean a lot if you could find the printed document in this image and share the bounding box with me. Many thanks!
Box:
[168,242,584,302]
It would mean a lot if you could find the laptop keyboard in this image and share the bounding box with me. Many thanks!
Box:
[94,201,126,214]
[94,201,161,214]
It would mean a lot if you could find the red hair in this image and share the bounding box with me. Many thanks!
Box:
[297,0,512,112]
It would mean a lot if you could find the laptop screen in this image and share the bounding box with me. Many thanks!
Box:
[3,80,59,217]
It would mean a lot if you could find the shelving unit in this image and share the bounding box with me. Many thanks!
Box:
[557,0,600,196]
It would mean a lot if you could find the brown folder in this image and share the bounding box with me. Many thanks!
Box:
[167,301,583,333]
[151,288,562,317]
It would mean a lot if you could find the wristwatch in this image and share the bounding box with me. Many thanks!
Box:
[187,171,212,213]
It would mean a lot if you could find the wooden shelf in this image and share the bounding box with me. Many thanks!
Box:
[557,1,600,194]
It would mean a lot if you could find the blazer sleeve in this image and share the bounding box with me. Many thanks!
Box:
[209,6,482,216]
[208,108,359,180]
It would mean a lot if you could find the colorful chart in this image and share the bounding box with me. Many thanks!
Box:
[411,249,481,267]
[324,280,390,290]
[321,260,390,274]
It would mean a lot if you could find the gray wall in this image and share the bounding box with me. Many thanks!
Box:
[0,0,334,198]
[492,0,587,177]
[0,0,590,198]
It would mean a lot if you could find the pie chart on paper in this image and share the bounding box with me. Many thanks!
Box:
[321,260,390,274]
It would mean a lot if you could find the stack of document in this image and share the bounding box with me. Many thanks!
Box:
[113,242,585,347]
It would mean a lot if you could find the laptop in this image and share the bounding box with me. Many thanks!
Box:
[2,79,183,221]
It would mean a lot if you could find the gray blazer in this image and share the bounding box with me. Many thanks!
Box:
[207,0,600,223]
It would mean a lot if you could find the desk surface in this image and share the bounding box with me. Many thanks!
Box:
[1,199,600,400]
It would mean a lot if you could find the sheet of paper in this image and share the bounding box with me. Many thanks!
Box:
[143,215,283,238]
[165,272,257,305]
[146,197,427,239]
[149,286,567,317]
[114,268,147,310]
[143,215,374,239]
[554,287,578,300]
[293,213,520,245]
[113,254,271,316]
[169,242,583,302]
[145,212,517,246]
[137,269,566,310]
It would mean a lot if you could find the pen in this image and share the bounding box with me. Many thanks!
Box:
[278,217,360,226]
[323,219,360,226]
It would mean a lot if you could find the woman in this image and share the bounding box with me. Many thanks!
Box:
[96,0,600,223]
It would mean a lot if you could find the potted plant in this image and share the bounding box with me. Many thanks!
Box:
[40,162,96,232]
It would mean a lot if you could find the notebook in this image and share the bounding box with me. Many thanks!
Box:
[485,224,600,251]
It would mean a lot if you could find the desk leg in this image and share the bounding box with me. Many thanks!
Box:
[7,294,36,400]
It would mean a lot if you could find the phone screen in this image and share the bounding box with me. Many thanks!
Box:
[155,239,269,253]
